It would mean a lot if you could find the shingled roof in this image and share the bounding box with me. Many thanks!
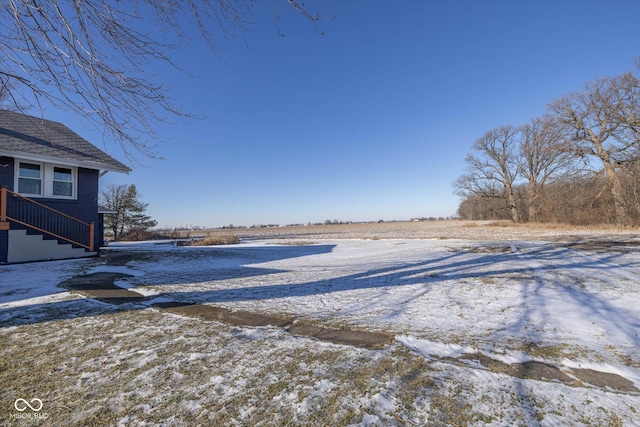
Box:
[0,110,130,173]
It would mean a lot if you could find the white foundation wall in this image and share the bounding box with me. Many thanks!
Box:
[7,229,96,263]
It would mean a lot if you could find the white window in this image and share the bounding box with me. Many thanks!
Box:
[53,166,73,197]
[18,162,43,195]
[15,160,77,199]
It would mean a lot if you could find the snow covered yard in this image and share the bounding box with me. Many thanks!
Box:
[1,232,640,426]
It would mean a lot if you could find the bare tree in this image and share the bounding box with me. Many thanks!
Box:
[101,183,157,241]
[548,72,640,225]
[454,126,522,222]
[0,1,329,159]
[517,117,574,222]
[456,58,640,226]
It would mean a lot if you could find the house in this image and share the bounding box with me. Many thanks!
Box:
[0,110,131,263]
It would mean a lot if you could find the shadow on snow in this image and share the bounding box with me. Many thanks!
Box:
[2,242,640,352]
[3,241,639,423]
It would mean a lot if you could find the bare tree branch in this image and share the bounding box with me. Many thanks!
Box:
[0,0,331,162]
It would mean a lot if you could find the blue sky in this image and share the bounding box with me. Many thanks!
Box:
[44,1,640,228]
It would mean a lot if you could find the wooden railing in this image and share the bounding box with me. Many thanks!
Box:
[0,187,94,252]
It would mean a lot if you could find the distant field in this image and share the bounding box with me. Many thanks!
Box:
[3,221,640,425]
[174,220,640,242]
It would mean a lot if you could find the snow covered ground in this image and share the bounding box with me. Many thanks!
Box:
[1,232,639,425]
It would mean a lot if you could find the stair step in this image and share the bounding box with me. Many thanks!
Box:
[23,227,86,249]
[7,230,95,263]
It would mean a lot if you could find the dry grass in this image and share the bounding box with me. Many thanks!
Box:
[266,241,319,246]
[486,220,637,232]
[4,229,639,425]
[0,309,440,426]
[185,234,239,246]
[159,220,640,243]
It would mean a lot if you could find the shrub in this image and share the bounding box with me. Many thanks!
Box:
[187,234,240,246]
[119,227,165,241]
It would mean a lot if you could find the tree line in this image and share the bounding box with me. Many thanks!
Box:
[454,59,640,226]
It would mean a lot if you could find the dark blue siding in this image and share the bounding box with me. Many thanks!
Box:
[34,168,100,249]
[98,213,106,248]
[0,157,13,262]
[0,157,101,254]
[0,156,14,190]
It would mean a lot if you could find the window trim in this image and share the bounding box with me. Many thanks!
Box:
[14,159,78,200]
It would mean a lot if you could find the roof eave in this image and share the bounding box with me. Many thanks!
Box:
[0,150,131,174]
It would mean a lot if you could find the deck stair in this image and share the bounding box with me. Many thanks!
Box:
[1,187,96,263]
